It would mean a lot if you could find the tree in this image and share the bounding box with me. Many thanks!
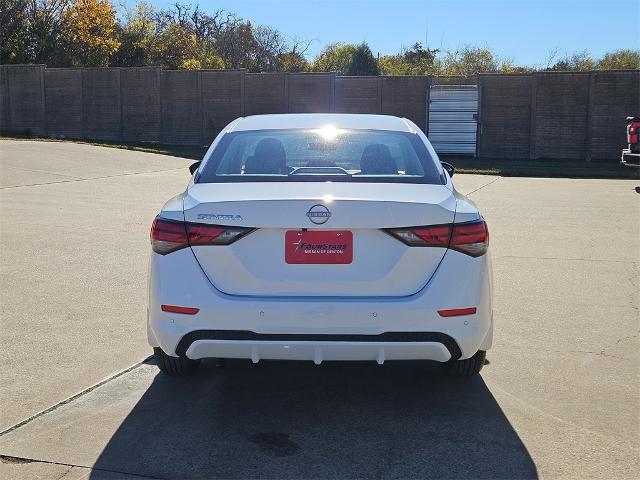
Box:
[214,21,258,70]
[312,42,357,74]
[182,5,244,68]
[152,22,198,69]
[497,58,532,74]
[275,35,311,72]
[251,24,284,71]
[61,0,120,67]
[0,0,29,63]
[379,42,439,75]
[347,42,379,76]
[441,46,497,75]
[115,1,226,69]
[199,47,225,69]
[597,49,640,70]
[549,50,595,71]
[378,54,406,75]
[24,0,71,65]
[112,0,157,67]
[277,51,308,72]
[403,42,438,69]
[178,58,200,70]
[3,0,637,74]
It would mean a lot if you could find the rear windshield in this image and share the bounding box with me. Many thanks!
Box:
[196,128,442,184]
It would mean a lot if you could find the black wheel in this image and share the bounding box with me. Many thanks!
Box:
[154,347,200,375]
[441,350,486,377]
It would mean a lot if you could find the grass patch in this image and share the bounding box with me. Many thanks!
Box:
[0,135,207,160]
[443,156,639,179]
[2,135,637,179]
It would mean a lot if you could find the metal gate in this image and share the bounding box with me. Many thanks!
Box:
[427,85,478,156]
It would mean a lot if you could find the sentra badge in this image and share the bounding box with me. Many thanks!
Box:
[197,214,243,221]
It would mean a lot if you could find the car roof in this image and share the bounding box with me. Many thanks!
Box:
[229,113,416,133]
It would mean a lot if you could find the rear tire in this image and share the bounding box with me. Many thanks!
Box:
[154,347,200,375]
[441,350,486,377]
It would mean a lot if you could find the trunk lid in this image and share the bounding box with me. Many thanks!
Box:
[183,182,456,297]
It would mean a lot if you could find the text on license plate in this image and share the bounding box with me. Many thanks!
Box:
[285,230,353,264]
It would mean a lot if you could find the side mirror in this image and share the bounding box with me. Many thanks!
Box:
[189,161,201,175]
[441,161,455,178]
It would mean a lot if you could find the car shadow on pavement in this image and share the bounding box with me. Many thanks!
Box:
[91,359,537,479]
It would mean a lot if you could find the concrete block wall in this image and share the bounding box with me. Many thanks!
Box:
[45,69,82,139]
[1,65,637,159]
[479,71,640,159]
[381,76,430,132]
[478,74,532,159]
[0,67,431,146]
[0,68,8,132]
[589,70,640,160]
[433,75,476,85]
[0,65,45,136]
[288,73,334,113]
[534,73,590,159]
[121,67,161,143]
[244,73,287,115]
[161,70,200,145]
[201,70,244,144]
[335,77,381,114]
[82,68,121,141]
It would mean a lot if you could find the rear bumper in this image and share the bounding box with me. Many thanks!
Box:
[147,247,493,363]
[178,330,459,363]
[186,340,452,363]
[621,149,640,166]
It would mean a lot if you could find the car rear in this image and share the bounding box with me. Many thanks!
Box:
[621,116,640,166]
[147,114,493,376]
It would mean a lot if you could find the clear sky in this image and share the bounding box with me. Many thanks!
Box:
[127,0,640,67]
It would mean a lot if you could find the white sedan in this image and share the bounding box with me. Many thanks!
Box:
[148,114,492,377]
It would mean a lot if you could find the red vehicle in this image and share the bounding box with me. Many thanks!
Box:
[621,116,640,166]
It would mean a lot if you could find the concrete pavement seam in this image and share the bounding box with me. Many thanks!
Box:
[53,463,73,480]
[0,168,186,190]
[491,383,636,447]
[599,330,640,358]
[0,454,165,480]
[464,176,501,196]
[495,343,633,361]
[2,166,85,181]
[0,356,153,438]
[494,255,639,265]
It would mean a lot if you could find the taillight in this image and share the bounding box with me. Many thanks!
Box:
[449,220,489,257]
[186,224,254,246]
[385,225,451,247]
[630,121,640,144]
[385,219,489,257]
[150,217,188,255]
[150,216,254,255]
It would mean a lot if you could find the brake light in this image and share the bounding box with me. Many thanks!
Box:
[186,224,254,246]
[150,216,254,255]
[150,217,188,254]
[629,121,640,144]
[386,225,451,247]
[449,220,489,257]
[385,219,489,257]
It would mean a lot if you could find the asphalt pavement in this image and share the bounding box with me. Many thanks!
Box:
[0,140,638,479]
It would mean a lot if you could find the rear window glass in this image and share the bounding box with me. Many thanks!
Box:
[196,128,442,184]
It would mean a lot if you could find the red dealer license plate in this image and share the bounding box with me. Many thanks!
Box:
[285,230,353,264]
